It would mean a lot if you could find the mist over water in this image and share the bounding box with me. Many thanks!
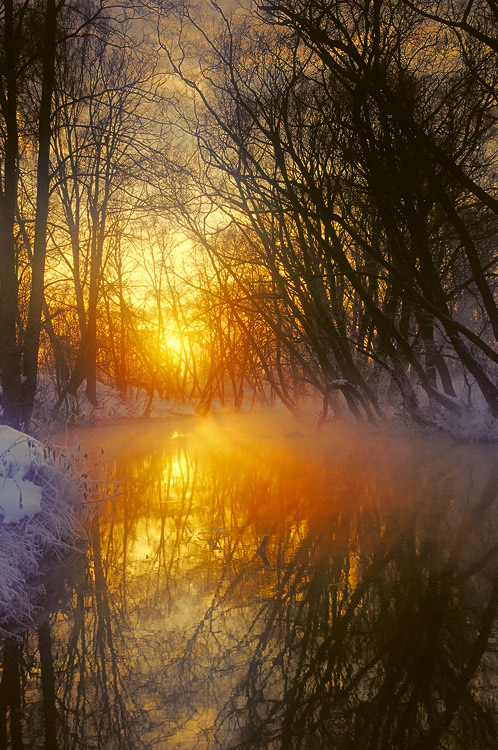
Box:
[2,413,498,748]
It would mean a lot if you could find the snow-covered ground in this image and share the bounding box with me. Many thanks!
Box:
[0,426,88,637]
[32,378,195,434]
[27,377,498,442]
[415,403,498,442]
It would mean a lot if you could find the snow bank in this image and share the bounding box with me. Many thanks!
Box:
[0,426,88,636]
[0,427,45,524]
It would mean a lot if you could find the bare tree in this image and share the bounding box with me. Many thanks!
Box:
[0,0,110,427]
[158,0,498,424]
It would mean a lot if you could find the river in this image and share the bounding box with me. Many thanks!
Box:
[1,413,498,749]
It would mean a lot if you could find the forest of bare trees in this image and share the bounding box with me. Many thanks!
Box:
[0,0,497,431]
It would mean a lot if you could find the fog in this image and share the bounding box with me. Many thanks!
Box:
[2,412,497,748]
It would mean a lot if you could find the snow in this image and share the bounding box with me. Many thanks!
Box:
[0,478,42,524]
[0,425,88,636]
[429,405,498,442]
[0,427,45,523]
[3,369,497,443]
[31,377,195,431]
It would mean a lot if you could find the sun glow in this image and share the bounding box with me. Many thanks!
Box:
[163,329,185,358]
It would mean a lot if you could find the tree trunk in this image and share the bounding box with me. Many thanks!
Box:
[21,0,59,426]
[0,0,22,428]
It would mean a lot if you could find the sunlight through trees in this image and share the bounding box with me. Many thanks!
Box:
[0,0,497,433]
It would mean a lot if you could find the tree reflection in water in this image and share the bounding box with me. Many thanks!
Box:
[0,417,497,749]
[213,465,498,750]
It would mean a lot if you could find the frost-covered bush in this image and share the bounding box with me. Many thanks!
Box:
[0,427,90,636]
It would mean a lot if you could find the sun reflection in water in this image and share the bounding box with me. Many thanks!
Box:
[9,413,498,749]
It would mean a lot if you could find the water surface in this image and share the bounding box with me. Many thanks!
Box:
[1,414,498,749]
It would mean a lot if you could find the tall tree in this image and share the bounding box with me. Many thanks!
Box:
[0,0,109,427]
[159,0,498,423]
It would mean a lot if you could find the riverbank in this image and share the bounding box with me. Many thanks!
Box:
[30,377,498,444]
[0,426,88,636]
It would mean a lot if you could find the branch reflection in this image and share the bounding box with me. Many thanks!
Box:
[0,420,496,749]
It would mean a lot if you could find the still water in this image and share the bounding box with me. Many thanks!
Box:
[1,413,498,749]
